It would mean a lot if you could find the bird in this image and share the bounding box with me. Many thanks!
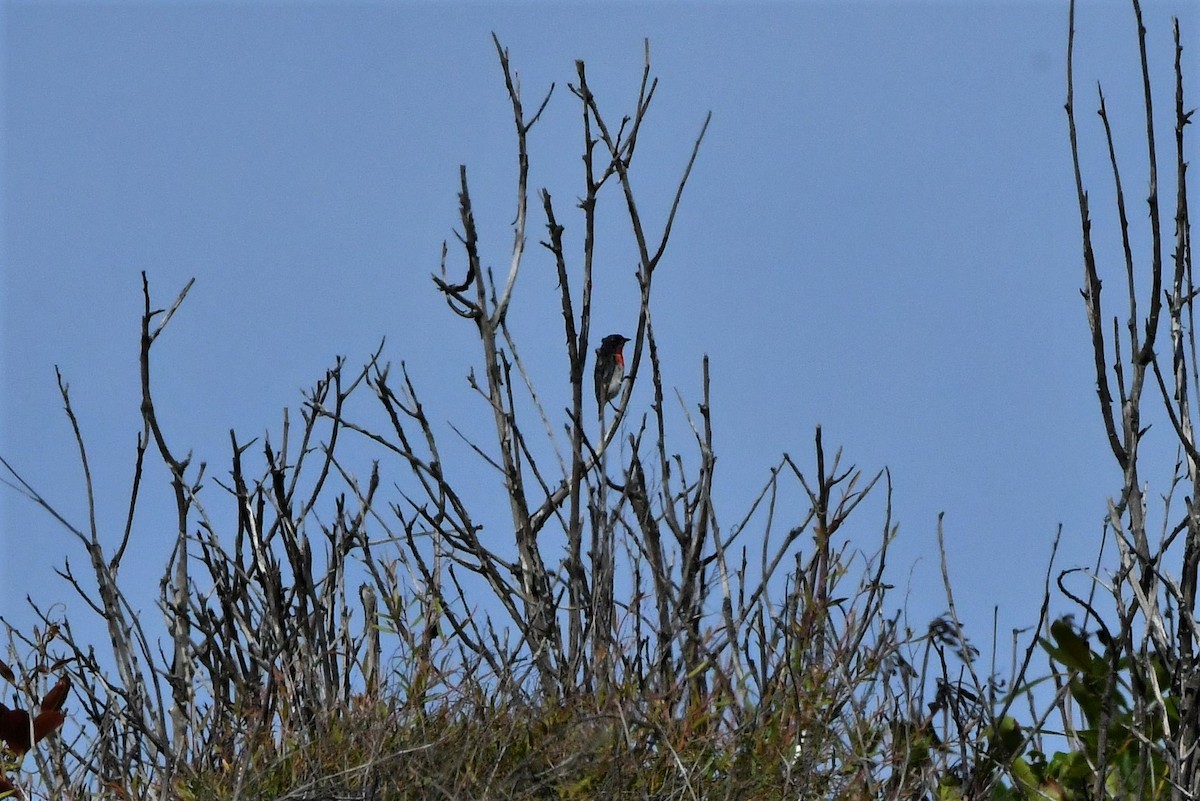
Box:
[594,334,630,413]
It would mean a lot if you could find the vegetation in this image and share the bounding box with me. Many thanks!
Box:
[0,3,1194,798]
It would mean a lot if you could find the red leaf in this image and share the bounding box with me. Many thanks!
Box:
[31,710,64,745]
[39,677,70,714]
[0,770,22,800]
[0,708,33,755]
[0,677,69,756]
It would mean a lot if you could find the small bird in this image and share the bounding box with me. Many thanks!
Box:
[594,334,630,413]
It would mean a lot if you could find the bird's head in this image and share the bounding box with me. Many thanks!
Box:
[599,333,630,354]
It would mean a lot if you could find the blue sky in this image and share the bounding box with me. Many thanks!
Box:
[2,1,1196,685]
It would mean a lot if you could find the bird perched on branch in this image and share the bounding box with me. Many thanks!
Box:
[594,334,630,414]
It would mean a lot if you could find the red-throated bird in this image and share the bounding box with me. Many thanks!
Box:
[594,334,630,413]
